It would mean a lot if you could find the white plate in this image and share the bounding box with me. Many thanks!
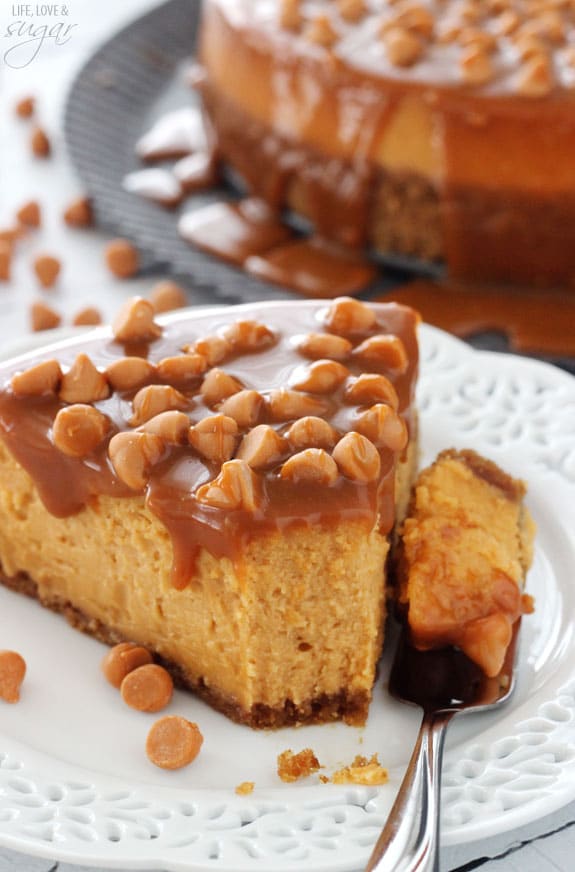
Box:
[1,320,574,872]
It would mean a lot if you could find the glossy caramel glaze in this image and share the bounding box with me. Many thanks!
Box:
[0,300,419,590]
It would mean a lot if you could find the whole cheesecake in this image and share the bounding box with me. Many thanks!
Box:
[198,0,575,287]
[0,297,419,728]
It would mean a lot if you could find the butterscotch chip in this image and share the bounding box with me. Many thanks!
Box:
[304,14,338,47]
[53,404,111,457]
[189,335,232,367]
[106,357,157,392]
[112,297,162,342]
[267,389,328,422]
[494,9,520,35]
[516,54,554,95]
[0,651,26,703]
[16,200,41,228]
[222,320,277,354]
[120,663,173,712]
[0,242,11,282]
[131,384,188,426]
[157,353,207,385]
[296,332,352,361]
[11,359,61,397]
[522,10,565,45]
[141,411,191,444]
[63,197,93,228]
[512,33,548,61]
[108,431,165,490]
[105,239,140,279]
[457,1,484,24]
[236,424,287,469]
[235,781,255,795]
[286,416,339,451]
[459,27,498,53]
[353,334,409,373]
[338,0,366,23]
[146,716,203,770]
[280,0,301,30]
[102,642,154,689]
[219,389,265,428]
[30,301,62,332]
[323,297,377,335]
[59,354,110,404]
[15,96,35,118]
[333,432,381,482]
[72,307,102,327]
[460,45,495,85]
[200,368,243,407]
[384,26,424,67]
[33,254,61,288]
[195,459,260,511]
[393,4,435,38]
[277,748,321,782]
[30,126,51,158]
[291,359,349,394]
[355,404,408,451]
[188,414,239,463]
[344,373,399,408]
[148,280,187,313]
[0,228,23,246]
[280,448,339,485]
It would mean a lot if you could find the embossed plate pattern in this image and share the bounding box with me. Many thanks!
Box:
[0,315,574,872]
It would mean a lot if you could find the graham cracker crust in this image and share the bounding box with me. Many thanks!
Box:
[0,565,370,729]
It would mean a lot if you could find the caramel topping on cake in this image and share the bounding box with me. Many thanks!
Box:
[235,0,575,94]
[0,300,419,588]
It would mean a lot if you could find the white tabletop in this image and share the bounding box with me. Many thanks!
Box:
[0,1,574,869]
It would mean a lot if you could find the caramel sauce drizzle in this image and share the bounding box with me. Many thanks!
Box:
[0,301,419,590]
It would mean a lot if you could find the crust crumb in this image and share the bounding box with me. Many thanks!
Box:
[277,748,321,782]
[330,754,388,785]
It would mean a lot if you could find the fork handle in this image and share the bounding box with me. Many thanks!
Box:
[365,709,455,872]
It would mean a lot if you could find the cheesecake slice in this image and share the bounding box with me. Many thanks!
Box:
[397,449,535,678]
[0,297,419,727]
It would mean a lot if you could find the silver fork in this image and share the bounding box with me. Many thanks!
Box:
[365,622,521,872]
